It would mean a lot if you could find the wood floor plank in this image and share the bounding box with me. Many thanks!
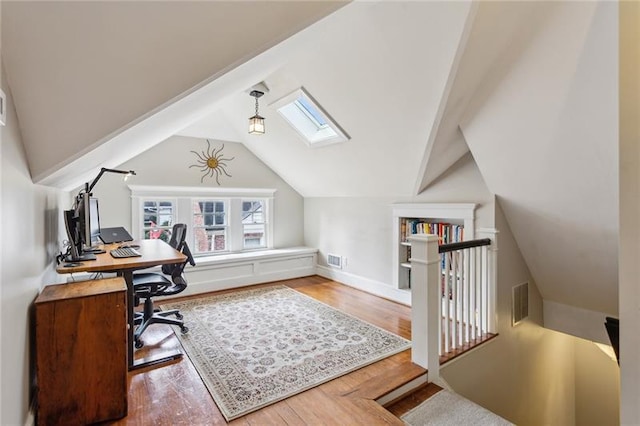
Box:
[385,382,444,417]
[107,276,427,425]
[242,400,305,426]
[343,361,426,400]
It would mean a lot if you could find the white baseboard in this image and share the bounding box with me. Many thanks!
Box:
[316,265,411,306]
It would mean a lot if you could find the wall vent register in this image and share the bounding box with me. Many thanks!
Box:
[327,253,342,269]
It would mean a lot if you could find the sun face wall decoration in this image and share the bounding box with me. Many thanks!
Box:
[190,139,235,185]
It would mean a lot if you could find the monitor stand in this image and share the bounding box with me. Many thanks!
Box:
[65,252,97,262]
[84,247,106,254]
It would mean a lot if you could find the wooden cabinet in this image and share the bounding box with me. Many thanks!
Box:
[35,277,128,425]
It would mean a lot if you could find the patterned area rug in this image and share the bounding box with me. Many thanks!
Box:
[160,285,410,421]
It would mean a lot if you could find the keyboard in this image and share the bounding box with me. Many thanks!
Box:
[110,247,142,258]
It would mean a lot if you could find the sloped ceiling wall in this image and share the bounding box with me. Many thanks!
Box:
[2,0,346,185]
[456,2,618,317]
[178,1,475,197]
[416,1,554,193]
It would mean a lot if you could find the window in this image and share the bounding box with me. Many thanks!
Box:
[142,200,175,242]
[193,199,227,254]
[242,200,266,249]
[130,186,275,257]
[271,87,349,148]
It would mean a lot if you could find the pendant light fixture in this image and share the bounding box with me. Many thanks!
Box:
[248,90,265,135]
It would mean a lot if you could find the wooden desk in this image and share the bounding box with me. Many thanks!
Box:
[56,239,187,370]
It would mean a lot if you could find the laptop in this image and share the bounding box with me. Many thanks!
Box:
[99,226,134,244]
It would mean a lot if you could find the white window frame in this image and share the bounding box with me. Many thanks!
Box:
[130,185,275,256]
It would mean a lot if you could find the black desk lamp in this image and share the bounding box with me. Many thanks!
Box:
[86,167,136,194]
[76,167,136,206]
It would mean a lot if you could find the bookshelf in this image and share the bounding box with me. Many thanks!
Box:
[392,203,476,290]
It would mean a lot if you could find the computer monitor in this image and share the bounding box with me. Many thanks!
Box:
[86,196,101,248]
[63,192,98,262]
[76,192,102,250]
[63,208,96,262]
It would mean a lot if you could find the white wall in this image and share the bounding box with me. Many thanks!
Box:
[575,339,620,426]
[442,203,619,425]
[89,135,304,248]
[461,1,619,333]
[619,1,640,423]
[305,154,494,291]
[0,60,67,424]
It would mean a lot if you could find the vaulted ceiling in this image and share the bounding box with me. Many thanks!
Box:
[2,1,619,337]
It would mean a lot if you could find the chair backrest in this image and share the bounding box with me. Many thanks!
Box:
[170,241,196,288]
[167,223,187,250]
[161,223,188,275]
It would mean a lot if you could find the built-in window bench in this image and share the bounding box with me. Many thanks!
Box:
[60,247,318,296]
[181,246,318,296]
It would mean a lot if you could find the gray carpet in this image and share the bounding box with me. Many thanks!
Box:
[402,389,514,426]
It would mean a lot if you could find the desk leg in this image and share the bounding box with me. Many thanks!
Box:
[123,270,183,371]
[123,271,135,370]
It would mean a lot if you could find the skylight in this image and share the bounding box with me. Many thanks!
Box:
[271,87,349,147]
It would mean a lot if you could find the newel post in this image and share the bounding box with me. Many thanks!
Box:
[409,234,441,381]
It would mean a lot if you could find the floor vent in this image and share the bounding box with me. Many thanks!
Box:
[327,254,342,269]
[512,282,529,326]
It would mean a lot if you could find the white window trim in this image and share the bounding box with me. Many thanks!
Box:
[129,185,276,255]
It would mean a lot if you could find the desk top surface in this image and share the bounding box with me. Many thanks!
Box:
[56,239,187,274]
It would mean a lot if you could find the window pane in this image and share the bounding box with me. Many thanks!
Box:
[145,228,172,243]
[242,200,266,249]
[242,200,264,224]
[244,224,265,248]
[193,227,226,253]
[193,199,227,253]
[142,200,174,240]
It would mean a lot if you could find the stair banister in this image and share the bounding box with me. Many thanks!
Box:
[409,233,441,381]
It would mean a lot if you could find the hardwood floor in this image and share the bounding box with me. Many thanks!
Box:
[108,275,429,425]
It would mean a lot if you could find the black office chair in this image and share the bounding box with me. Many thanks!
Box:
[133,223,196,348]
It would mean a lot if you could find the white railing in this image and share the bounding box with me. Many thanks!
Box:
[409,229,498,381]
